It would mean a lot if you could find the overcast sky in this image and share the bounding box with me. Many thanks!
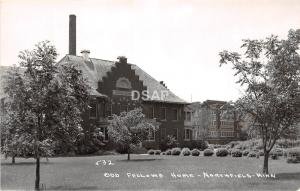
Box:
[1,0,300,102]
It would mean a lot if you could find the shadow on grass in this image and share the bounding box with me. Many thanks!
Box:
[274,172,300,180]
[1,161,52,166]
[48,186,98,190]
[117,158,163,162]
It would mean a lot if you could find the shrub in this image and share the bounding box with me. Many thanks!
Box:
[159,135,178,151]
[147,149,155,155]
[207,145,214,150]
[273,148,283,156]
[242,149,250,156]
[258,150,264,156]
[161,152,166,155]
[191,149,201,156]
[203,149,214,156]
[166,149,172,155]
[231,149,242,157]
[191,140,208,151]
[212,144,222,149]
[181,148,191,156]
[247,151,257,158]
[227,141,239,148]
[286,147,300,163]
[171,147,181,156]
[287,147,300,157]
[233,139,262,151]
[216,148,228,157]
[270,154,279,160]
[228,148,233,155]
[255,145,264,150]
[182,140,208,151]
[277,139,300,148]
[155,150,161,155]
[270,149,282,160]
[287,158,300,163]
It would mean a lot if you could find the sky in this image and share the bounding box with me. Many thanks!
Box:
[1,0,300,102]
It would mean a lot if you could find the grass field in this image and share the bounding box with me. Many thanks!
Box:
[1,154,300,190]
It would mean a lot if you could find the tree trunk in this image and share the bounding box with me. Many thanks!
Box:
[12,155,15,164]
[127,147,130,161]
[35,157,40,190]
[263,152,269,174]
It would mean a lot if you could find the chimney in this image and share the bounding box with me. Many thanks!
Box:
[117,56,127,64]
[69,14,76,55]
[81,49,90,61]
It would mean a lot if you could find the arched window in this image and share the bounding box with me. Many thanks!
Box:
[116,77,132,89]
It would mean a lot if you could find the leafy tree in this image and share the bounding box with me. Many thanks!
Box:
[108,108,159,160]
[160,135,178,151]
[219,29,300,174]
[1,41,90,190]
[1,66,34,163]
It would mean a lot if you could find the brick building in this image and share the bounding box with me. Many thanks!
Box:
[184,100,242,144]
[57,15,187,149]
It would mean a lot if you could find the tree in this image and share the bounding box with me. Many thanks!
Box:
[1,41,90,190]
[108,108,159,160]
[160,135,178,151]
[219,29,300,174]
[1,66,34,164]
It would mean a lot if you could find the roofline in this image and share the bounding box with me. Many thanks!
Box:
[143,99,188,105]
[64,54,116,64]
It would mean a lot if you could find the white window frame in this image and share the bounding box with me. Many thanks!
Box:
[185,111,192,121]
[184,128,192,141]
[160,107,167,121]
[100,127,109,141]
[147,128,155,141]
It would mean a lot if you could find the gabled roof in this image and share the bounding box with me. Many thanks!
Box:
[58,55,187,104]
[185,102,202,111]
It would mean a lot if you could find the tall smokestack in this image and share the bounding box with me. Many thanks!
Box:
[69,14,76,55]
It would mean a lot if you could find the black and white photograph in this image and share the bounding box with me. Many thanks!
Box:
[0,0,300,190]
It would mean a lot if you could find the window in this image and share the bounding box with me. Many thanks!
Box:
[89,102,97,118]
[98,103,104,118]
[160,107,167,120]
[210,120,216,127]
[106,104,112,117]
[116,77,132,89]
[209,131,217,137]
[161,128,166,139]
[147,128,155,141]
[185,111,192,121]
[173,128,178,140]
[172,108,179,120]
[221,131,234,137]
[148,106,155,119]
[184,128,192,140]
[100,127,109,141]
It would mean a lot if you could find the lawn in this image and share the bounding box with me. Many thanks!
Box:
[1,154,300,190]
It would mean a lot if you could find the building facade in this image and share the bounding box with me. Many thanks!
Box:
[57,53,187,149]
[184,100,242,144]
